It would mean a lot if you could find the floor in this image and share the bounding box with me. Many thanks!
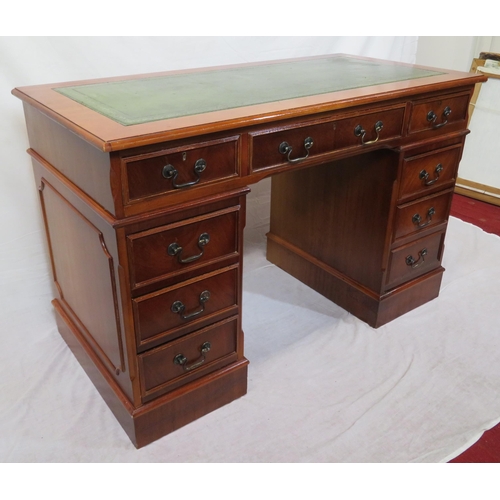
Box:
[448,193,500,463]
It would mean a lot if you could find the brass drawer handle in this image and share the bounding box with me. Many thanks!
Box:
[354,120,384,145]
[427,106,451,129]
[279,136,314,163]
[171,290,210,320]
[162,158,207,189]
[412,207,436,228]
[173,341,211,372]
[406,248,428,268]
[419,163,443,186]
[168,233,210,264]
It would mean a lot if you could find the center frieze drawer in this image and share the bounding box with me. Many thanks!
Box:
[250,106,405,173]
[250,119,335,172]
[385,230,446,289]
[127,208,239,289]
[132,266,239,351]
[333,106,405,150]
[138,316,239,402]
[122,135,240,203]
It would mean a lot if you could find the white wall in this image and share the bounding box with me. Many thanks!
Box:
[416,36,500,196]
[416,36,500,72]
[416,37,478,71]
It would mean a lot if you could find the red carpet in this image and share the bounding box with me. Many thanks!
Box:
[450,194,500,237]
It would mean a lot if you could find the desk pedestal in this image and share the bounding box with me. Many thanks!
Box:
[267,149,447,327]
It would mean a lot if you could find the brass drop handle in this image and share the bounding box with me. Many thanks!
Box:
[354,120,384,145]
[168,233,210,264]
[173,341,211,372]
[171,290,210,320]
[412,207,436,228]
[162,158,207,189]
[406,248,428,269]
[427,106,451,129]
[419,163,443,186]
[279,136,314,163]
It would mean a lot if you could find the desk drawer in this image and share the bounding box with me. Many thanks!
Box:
[250,106,405,173]
[138,317,238,402]
[133,266,239,350]
[386,231,445,289]
[123,136,239,202]
[334,106,405,150]
[127,208,239,289]
[408,92,469,134]
[250,119,335,172]
[393,190,453,242]
[399,145,462,201]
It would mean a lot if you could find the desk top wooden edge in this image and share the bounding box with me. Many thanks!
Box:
[12,54,487,153]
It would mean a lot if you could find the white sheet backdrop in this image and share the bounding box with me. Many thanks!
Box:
[4,37,500,464]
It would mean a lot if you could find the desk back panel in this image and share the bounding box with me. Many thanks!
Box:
[270,149,399,293]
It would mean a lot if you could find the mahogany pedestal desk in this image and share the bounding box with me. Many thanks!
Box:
[12,55,486,448]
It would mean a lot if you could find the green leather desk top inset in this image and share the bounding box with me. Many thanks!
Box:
[54,56,442,126]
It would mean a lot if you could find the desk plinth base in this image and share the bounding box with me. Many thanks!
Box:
[53,299,248,449]
[266,233,443,328]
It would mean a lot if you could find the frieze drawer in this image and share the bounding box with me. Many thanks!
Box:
[127,208,240,289]
[408,92,470,135]
[250,119,335,172]
[122,135,240,203]
[334,106,405,150]
[132,266,239,351]
[250,106,405,173]
[138,316,238,402]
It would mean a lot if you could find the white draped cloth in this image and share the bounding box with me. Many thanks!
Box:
[1,216,500,462]
[2,37,499,463]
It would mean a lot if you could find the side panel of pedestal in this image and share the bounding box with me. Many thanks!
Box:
[36,154,249,448]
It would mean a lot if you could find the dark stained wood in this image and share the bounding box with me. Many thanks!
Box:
[55,297,248,448]
[250,116,336,172]
[250,103,405,174]
[123,135,240,203]
[385,230,446,289]
[399,144,463,201]
[267,233,445,328]
[333,104,405,149]
[13,55,486,447]
[138,316,239,401]
[269,149,399,293]
[393,189,453,242]
[127,208,239,289]
[133,266,239,351]
[132,359,248,449]
[40,178,126,374]
[408,91,470,134]
[24,105,118,216]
